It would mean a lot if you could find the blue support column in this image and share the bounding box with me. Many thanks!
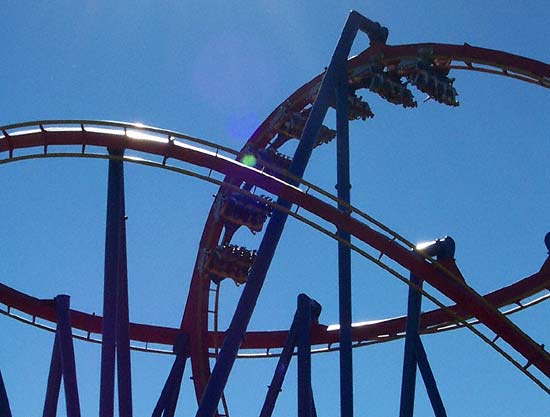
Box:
[152,335,189,417]
[399,272,423,417]
[195,45,330,417]
[0,370,13,417]
[259,315,300,417]
[55,295,81,417]
[100,149,129,417]
[43,295,82,417]
[195,12,388,417]
[297,294,313,417]
[116,181,133,417]
[260,295,321,417]
[335,44,354,417]
[311,388,318,417]
[415,337,447,417]
[399,238,454,417]
[43,332,62,417]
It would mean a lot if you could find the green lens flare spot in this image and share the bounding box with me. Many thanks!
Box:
[241,154,257,167]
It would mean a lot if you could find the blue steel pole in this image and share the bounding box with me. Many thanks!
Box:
[399,238,454,417]
[259,312,299,417]
[168,337,189,416]
[152,355,187,417]
[260,296,321,417]
[335,48,354,417]
[297,294,313,417]
[195,113,325,417]
[116,184,133,417]
[152,335,189,417]
[415,337,447,417]
[100,149,125,417]
[43,332,62,417]
[399,273,423,417]
[55,295,81,417]
[164,355,186,417]
[195,12,370,417]
[311,388,318,417]
[0,370,12,417]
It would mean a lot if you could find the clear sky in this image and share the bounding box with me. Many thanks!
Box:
[1,1,549,416]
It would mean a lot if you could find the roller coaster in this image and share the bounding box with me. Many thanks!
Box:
[1,10,549,417]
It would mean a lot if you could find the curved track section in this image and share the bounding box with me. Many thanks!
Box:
[1,254,549,352]
[180,41,550,401]
[1,122,549,377]
[2,42,550,406]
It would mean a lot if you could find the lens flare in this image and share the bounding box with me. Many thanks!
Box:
[241,154,257,167]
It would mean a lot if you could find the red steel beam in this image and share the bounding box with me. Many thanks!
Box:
[1,259,548,349]
[2,41,550,401]
[1,127,549,378]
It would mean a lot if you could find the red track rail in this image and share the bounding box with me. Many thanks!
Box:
[1,258,548,350]
[1,126,549,376]
[179,41,550,400]
[2,42,550,404]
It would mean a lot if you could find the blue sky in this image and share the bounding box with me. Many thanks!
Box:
[1,1,549,416]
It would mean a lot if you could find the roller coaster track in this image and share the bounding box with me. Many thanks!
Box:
[1,251,549,354]
[179,40,550,405]
[1,39,550,413]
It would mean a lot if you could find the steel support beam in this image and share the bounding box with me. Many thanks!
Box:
[260,295,320,417]
[399,272,423,417]
[335,42,354,417]
[116,183,133,417]
[55,295,81,417]
[297,294,313,417]
[259,312,300,417]
[332,11,388,417]
[152,334,189,417]
[399,238,454,417]
[195,12,387,417]
[43,332,62,417]
[100,149,132,417]
[311,388,318,417]
[43,295,81,417]
[415,337,447,417]
[0,370,13,417]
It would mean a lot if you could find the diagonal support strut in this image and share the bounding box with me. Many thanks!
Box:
[195,11,388,417]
